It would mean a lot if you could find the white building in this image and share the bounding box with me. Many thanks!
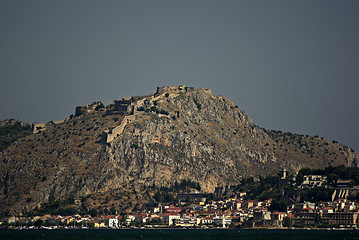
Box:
[162,214,181,225]
[201,217,213,225]
[213,216,232,228]
[104,217,119,228]
[301,175,328,188]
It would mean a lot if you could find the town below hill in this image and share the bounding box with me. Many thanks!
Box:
[2,166,359,230]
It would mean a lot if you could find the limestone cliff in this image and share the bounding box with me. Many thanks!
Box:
[0,86,358,215]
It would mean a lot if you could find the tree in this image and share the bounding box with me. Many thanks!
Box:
[269,199,287,212]
[296,168,312,185]
[327,173,338,186]
[150,106,158,112]
[110,206,117,215]
[34,219,43,227]
[89,208,98,217]
[159,110,169,115]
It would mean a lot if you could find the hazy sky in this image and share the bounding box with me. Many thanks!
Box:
[1,0,358,151]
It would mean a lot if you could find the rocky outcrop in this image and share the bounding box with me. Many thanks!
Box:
[0,86,358,215]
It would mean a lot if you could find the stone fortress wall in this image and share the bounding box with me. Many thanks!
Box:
[103,85,189,143]
[155,85,186,95]
[32,85,212,142]
[33,85,210,143]
[103,95,154,143]
[31,85,214,142]
[102,115,136,143]
[103,85,215,143]
[32,123,46,134]
[75,101,104,117]
[32,101,105,134]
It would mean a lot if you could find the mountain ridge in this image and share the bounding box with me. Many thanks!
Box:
[1,85,358,215]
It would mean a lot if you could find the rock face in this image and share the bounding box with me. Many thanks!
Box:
[0,86,358,215]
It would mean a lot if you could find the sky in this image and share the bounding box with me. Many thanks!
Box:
[1,0,358,151]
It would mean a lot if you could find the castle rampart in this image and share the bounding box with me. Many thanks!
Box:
[114,93,158,115]
[102,115,136,143]
[102,85,204,143]
[156,85,186,95]
[75,101,104,116]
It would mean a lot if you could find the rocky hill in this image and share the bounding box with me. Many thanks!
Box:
[0,86,358,215]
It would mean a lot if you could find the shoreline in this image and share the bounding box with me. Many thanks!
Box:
[1,226,357,231]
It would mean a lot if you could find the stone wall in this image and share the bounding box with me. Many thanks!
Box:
[32,123,46,134]
[103,85,189,143]
[114,96,155,115]
[155,85,212,96]
[114,97,142,114]
[156,85,186,95]
[102,115,136,143]
[75,101,104,116]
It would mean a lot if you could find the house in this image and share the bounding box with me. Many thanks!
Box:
[292,202,315,211]
[47,215,61,225]
[162,213,180,225]
[173,215,197,227]
[294,208,317,225]
[321,207,334,213]
[343,203,355,212]
[40,214,52,222]
[135,213,149,223]
[301,175,328,188]
[152,207,160,213]
[62,216,75,225]
[253,208,271,226]
[321,211,359,226]
[271,212,287,227]
[238,192,247,197]
[283,212,295,227]
[213,216,231,228]
[201,216,213,225]
[165,207,183,213]
[103,216,119,228]
[337,179,352,188]
[262,199,272,208]
[242,200,256,209]
[227,200,241,211]
[93,218,106,228]
[178,192,209,203]
[149,215,162,224]
[237,212,251,223]
[2,216,17,224]
[271,212,286,222]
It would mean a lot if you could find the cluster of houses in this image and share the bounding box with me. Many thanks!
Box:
[2,198,359,229]
[2,174,359,229]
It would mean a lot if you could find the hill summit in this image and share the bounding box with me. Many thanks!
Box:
[1,85,358,215]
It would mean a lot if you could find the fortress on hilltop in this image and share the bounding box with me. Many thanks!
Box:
[33,85,212,144]
[102,85,192,143]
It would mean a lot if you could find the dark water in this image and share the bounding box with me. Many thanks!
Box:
[1,229,359,240]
